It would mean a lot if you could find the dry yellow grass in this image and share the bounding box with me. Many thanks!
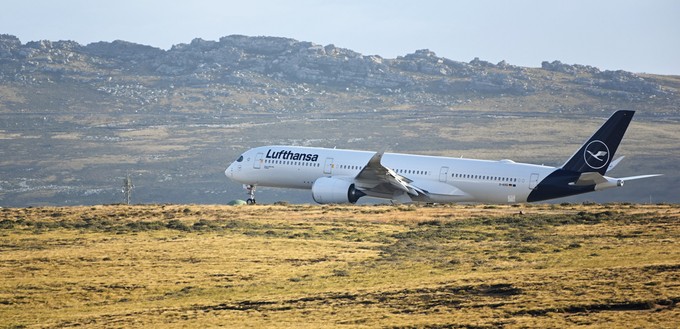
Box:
[0,203,678,328]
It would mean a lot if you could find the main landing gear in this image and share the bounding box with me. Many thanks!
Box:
[244,184,257,205]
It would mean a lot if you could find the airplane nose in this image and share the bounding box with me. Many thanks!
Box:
[225,164,233,178]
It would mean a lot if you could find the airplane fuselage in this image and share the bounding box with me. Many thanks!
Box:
[226,145,556,203]
[225,111,660,205]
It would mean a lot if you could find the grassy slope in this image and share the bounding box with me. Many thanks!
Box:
[0,203,678,328]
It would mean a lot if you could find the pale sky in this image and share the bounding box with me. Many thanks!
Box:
[1,0,678,74]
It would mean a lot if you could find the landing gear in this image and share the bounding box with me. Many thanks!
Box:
[244,184,257,205]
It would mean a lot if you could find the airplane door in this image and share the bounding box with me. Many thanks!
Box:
[439,166,449,182]
[254,153,263,169]
[324,158,334,174]
[529,173,539,189]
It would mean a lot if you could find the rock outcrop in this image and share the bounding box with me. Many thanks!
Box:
[0,34,676,109]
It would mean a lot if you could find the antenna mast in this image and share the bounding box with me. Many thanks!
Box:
[122,173,134,205]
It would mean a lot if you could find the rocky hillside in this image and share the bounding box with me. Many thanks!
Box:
[0,34,678,206]
[2,34,679,114]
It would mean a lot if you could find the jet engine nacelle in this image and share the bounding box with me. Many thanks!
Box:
[311,177,366,204]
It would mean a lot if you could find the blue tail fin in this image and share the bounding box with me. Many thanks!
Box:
[561,110,634,175]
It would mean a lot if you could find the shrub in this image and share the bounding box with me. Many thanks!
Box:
[167,219,191,232]
[0,219,14,229]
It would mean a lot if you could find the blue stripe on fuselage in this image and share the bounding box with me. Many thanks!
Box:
[527,169,594,202]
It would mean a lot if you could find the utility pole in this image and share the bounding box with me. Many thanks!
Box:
[122,173,134,205]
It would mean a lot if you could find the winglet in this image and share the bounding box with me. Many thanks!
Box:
[606,156,625,173]
[366,151,384,168]
[561,110,635,175]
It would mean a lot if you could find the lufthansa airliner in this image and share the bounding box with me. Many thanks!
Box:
[225,111,660,204]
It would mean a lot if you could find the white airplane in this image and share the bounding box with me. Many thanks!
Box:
[225,110,660,204]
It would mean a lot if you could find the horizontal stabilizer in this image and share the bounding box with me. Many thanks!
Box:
[618,174,663,181]
[569,172,662,191]
[570,172,608,186]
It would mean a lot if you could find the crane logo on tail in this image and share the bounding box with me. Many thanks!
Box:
[584,140,610,169]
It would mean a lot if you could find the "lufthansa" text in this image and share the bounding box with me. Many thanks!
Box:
[266,149,319,162]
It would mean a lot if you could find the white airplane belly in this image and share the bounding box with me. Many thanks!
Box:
[253,165,320,189]
[452,181,531,203]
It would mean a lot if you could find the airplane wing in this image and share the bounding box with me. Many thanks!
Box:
[353,152,428,201]
[571,172,662,187]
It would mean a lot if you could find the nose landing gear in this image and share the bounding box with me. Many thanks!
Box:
[244,184,257,205]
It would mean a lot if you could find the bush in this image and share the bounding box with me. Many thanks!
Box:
[567,242,582,249]
[0,219,14,229]
[125,221,164,232]
[192,219,220,231]
[332,269,350,277]
[167,219,191,232]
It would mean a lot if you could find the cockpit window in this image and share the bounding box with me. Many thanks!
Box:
[236,155,244,162]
